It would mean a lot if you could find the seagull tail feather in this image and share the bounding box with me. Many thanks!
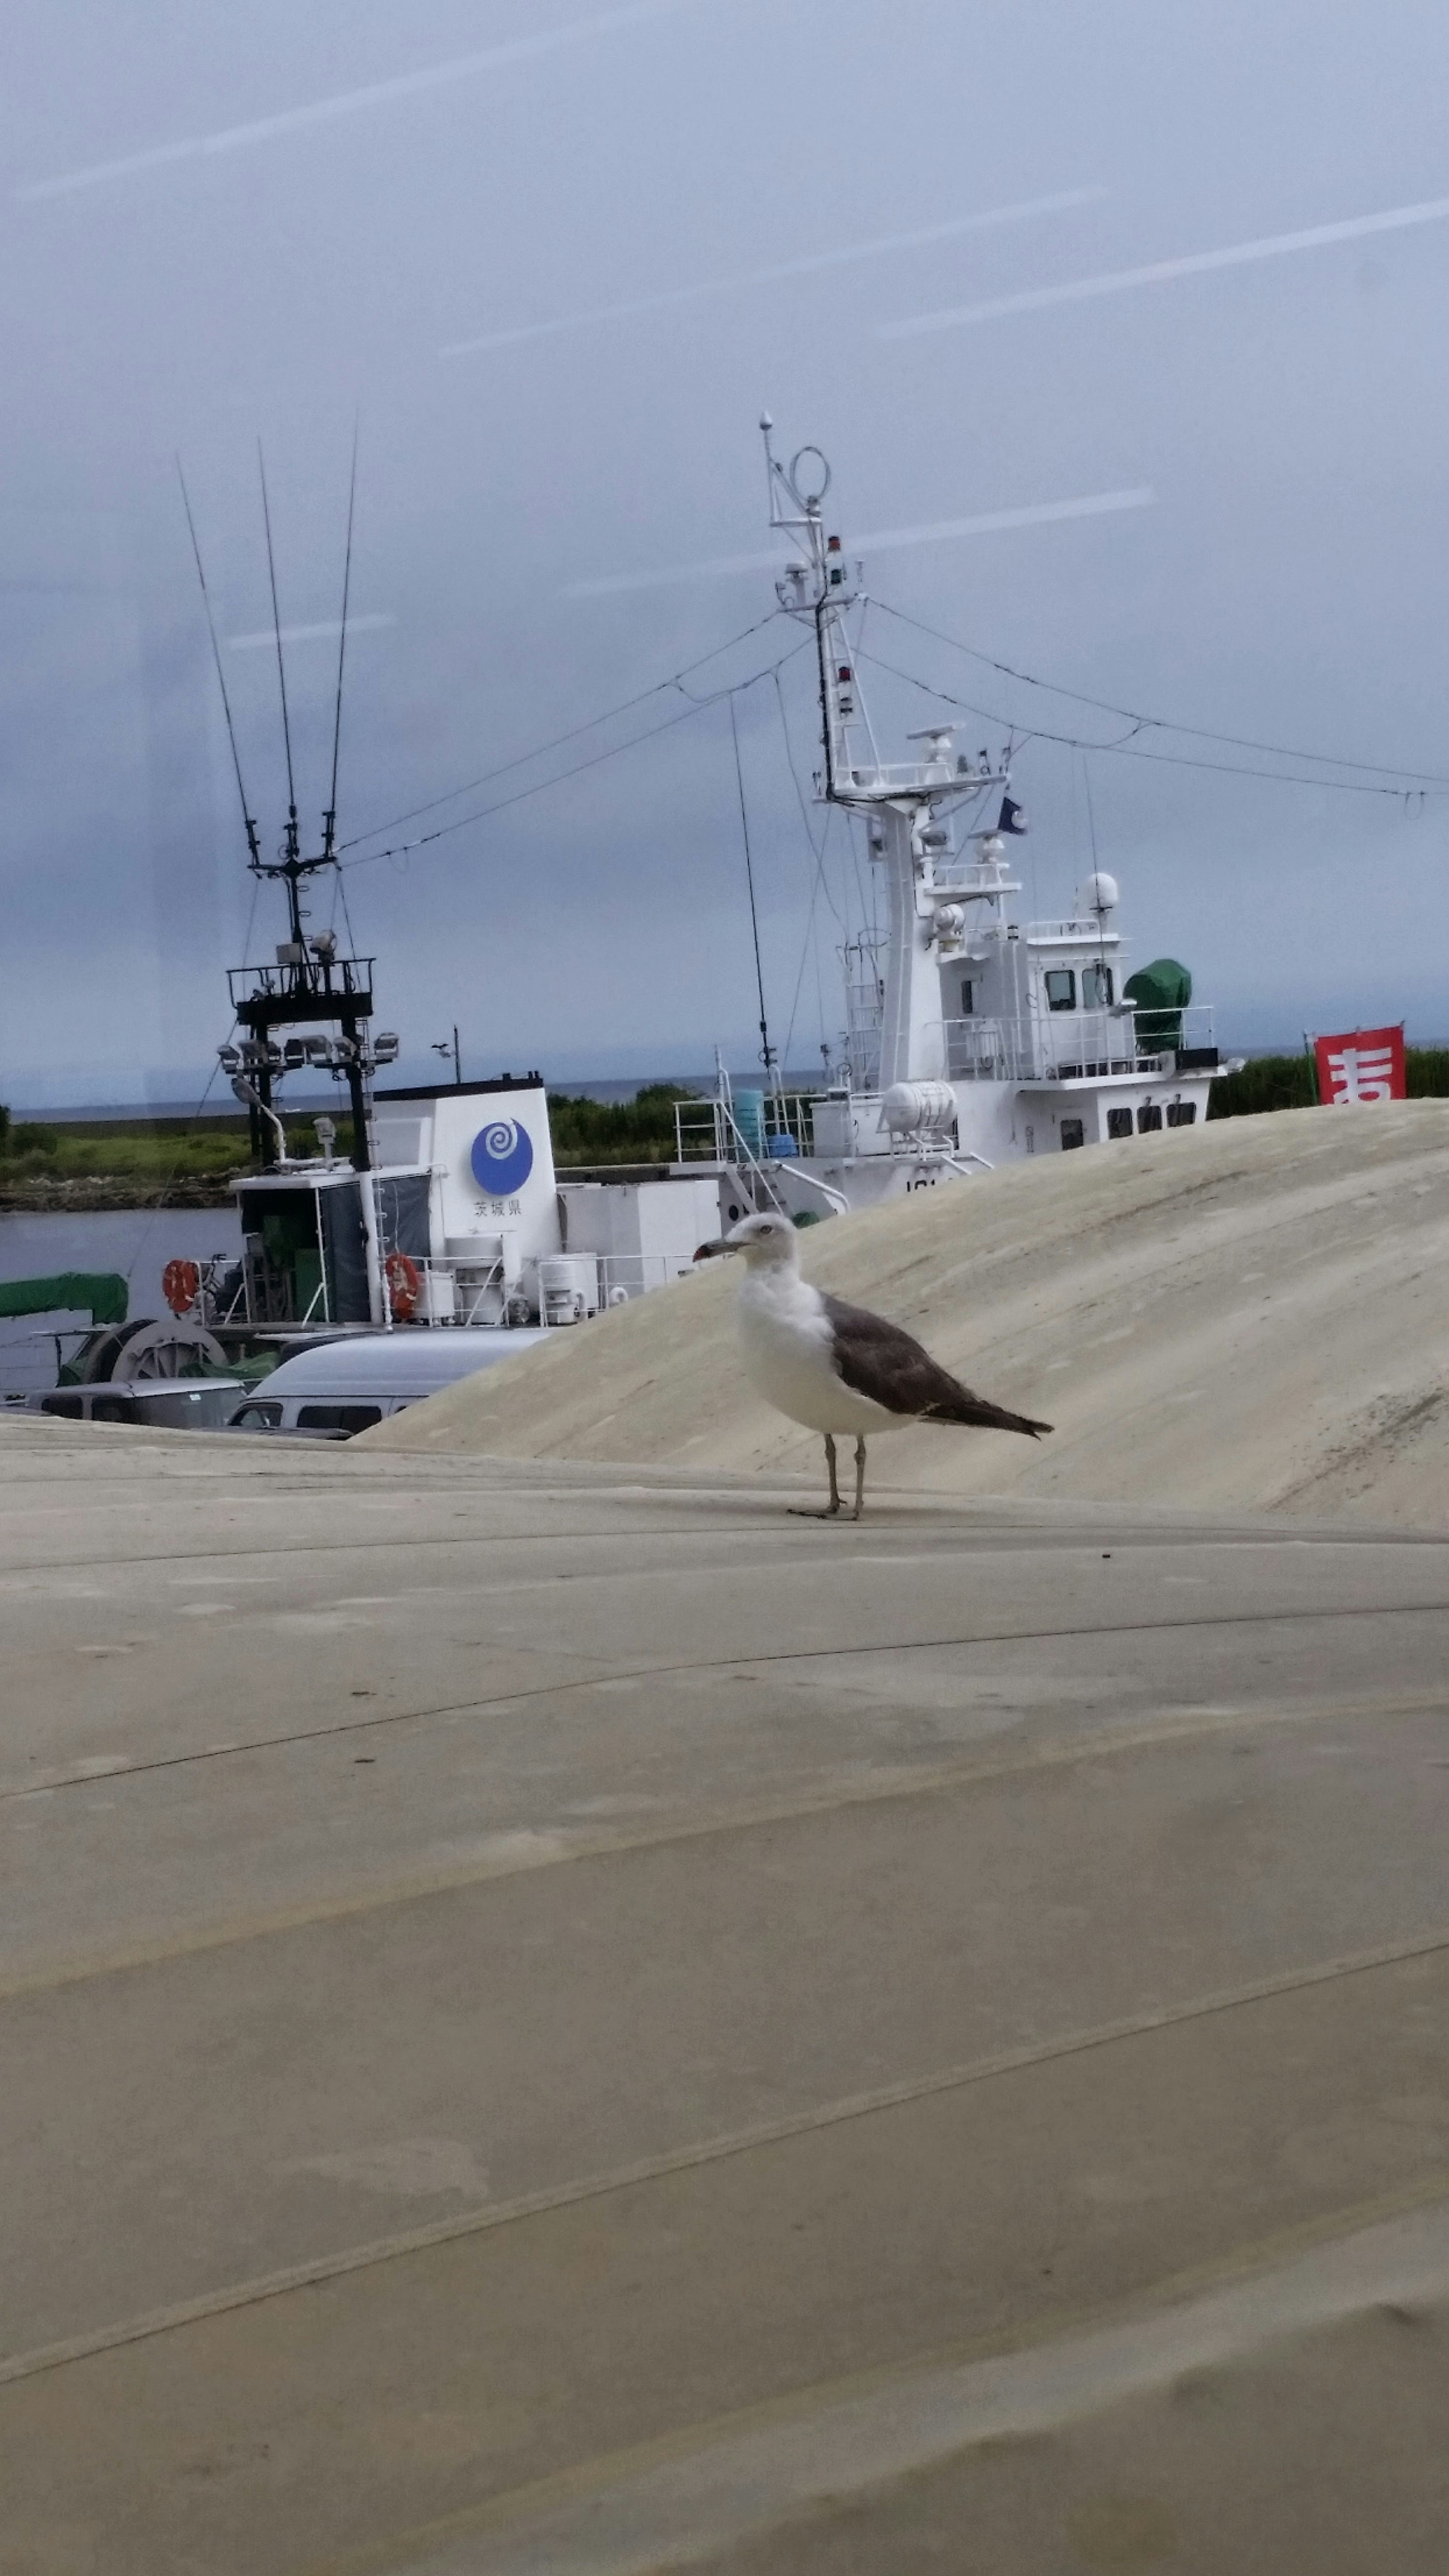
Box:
[923,1392,1053,1439]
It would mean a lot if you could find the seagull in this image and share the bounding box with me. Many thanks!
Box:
[694,1212,1052,1518]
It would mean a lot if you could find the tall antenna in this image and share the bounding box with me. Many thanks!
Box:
[322,420,359,862]
[175,458,261,869]
[257,441,298,862]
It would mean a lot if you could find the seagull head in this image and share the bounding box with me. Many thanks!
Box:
[694,1212,802,1271]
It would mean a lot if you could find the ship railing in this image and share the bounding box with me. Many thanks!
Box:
[1020,917,1116,941]
[399,1253,506,1327]
[931,1020,1024,1082]
[926,1005,1218,1084]
[841,760,992,796]
[212,1266,251,1327]
[937,1012,1128,1082]
[673,1095,814,1167]
[599,1252,698,1302]
[674,1100,729,1160]
[535,1251,699,1327]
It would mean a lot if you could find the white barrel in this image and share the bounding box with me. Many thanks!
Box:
[880,1081,957,1136]
[420,1270,457,1322]
[539,1253,599,1325]
[445,1234,506,1325]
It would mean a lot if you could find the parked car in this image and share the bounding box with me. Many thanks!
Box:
[227,1326,549,1438]
[25,1380,245,1430]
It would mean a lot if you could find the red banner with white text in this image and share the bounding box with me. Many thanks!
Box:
[1313,1026,1406,1105]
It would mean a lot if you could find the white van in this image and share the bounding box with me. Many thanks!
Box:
[228,1327,549,1438]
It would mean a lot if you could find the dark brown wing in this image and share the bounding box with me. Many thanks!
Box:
[823,1294,1052,1438]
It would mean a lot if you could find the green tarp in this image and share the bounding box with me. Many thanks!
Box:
[0,1273,128,1324]
[1124,957,1192,1052]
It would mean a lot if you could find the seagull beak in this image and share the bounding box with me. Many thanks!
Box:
[693,1238,733,1262]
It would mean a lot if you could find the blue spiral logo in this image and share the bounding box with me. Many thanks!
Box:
[470,1116,534,1194]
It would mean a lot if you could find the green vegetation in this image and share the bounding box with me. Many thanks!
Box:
[1209,1048,1449,1118]
[546,1084,700,1166]
[0,1084,702,1186]
[1208,1055,1317,1117]
[1406,1047,1449,1097]
[0,1110,345,1187]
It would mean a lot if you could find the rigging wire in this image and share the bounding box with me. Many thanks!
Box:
[338,608,786,851]
[337,867,361,962]
[323,421,360,859]
[780,804,836,1075]
[257,442,297,841]
[175,459,260,866]
[120,1046,231,1290]
[871,597,1449,790]
[239,866,261,970]
[770,664,843,1073]
[772,666,844,928]
[339,643,809,872]
[852,643,1435,800]
[729,691,776,1083]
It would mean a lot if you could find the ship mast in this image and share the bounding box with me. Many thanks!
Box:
[185,451,398,1174]
[762,418,1017,1091]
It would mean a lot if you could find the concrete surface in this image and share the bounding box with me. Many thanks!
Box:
[2,1409,1447,2571]
[363,1101,1449,1528]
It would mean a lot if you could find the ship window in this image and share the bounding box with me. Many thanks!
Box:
[960,979,975,1015]
[1138,1104,1163,1133]
[1060,1118,1085,1150]
[1166,1101,1197,1127]
[1106,1107,1133,1140]
[1045,969,1076,1012]
[1083,963,1114,1007]
[295,1403,384,1434]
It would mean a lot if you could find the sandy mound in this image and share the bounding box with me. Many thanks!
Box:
[360,1102,1449,1526]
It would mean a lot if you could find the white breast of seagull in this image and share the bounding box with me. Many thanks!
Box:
[736,1264,904,1437]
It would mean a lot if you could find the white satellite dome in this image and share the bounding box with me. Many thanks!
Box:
[1078,870,1120,915]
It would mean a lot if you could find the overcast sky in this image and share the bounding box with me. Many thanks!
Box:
[5,0,1449,1106]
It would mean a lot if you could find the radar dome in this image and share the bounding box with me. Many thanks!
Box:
[1079,871,1120,915]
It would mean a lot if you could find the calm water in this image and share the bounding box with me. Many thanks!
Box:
[0,1209,243,1391]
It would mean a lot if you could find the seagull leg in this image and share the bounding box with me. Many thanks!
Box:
[788,1433,842,1518]
[851,1435,867,1520]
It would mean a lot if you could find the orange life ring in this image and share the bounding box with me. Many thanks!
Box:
[162,1257,201,1316]
[384,1250,422,1321]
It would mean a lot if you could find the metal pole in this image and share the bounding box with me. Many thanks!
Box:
[341,1015,371,1170]
[359,1169,389,1330]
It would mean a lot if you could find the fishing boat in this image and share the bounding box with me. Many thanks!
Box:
[671,422,1225,1219]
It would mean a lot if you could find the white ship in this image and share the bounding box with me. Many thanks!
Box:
[672,422,1223,1223]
